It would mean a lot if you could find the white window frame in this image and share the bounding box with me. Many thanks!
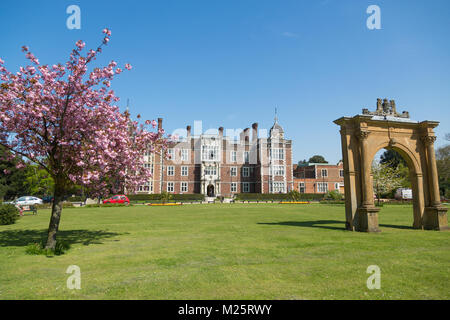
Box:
[340,169,344,177]
[181,182,188,193]
[230,167,237,177]
[298,182,305,193]
[231,182,237,193]
[317,182,328,193]
[167,148,174,160]
[181,149,189,161]
[244,151,249,163]
[270,165,285,176]
[204,166,217,176]
[167,166,175,176]
[201,145,219,161]
[181,166,188,176]
[231,151,237,163]
[243,167,250,177]
[270,182,285,193]
[270,148,284,160]
[167,182,174,193]
[243,182,250,193]
[321,169,328,177]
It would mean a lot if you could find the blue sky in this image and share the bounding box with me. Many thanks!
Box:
[1,0,449,164]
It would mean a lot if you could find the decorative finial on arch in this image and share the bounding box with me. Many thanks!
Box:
[362,98,410,118]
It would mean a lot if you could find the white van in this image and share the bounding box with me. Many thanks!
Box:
[395,188,413,200]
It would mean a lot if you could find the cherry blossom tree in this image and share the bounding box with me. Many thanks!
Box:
[0,29,168,250]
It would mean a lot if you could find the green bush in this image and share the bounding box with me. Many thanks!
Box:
[0,204,20,225]
[25,241,70,256]
[324,190,344,201]
[126,193,204,202]
[234,193,324,202]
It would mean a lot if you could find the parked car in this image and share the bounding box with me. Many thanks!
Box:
[13,196,43,206]
[103,195,130,205]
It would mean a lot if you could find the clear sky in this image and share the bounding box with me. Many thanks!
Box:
[1,0,449,164]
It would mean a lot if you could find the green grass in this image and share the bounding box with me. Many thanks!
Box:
[0,203,449,300]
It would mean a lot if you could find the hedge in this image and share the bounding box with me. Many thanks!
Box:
[126,194,204,201]
[234,193,324,201]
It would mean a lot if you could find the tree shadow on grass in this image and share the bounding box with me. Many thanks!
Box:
[0,229,126,247]
[258,220,346,231]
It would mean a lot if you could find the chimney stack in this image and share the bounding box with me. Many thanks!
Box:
[186,125,191,138]
[218,127,224,138]
[244,128,250,142]
[252,123,258,142]
[158,118,163,130]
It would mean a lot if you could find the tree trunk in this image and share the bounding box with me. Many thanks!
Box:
[45,183,65,250]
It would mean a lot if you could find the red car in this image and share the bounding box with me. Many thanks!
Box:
[103,195,130,205]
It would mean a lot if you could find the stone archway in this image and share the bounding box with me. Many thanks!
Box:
[334,99,448,232]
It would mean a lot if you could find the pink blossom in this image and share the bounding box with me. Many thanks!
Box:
[124,63,132,70]
[102,28,112,36]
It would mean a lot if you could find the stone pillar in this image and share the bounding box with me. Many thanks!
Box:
[422,135,449,230]
[422,136,441,206]
[355,128,380,233]
[357,129,375,207]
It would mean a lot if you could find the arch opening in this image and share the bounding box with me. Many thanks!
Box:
[371,148,417,229]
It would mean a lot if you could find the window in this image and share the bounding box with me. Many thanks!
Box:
[340,169,344,177]
[317,182,328,193]
[231,182,237,193]
[243,167,250,177]
[139,181,152,192]
[167,166,174,176]
[201,145,219,161]
[243,182,250,193]
[230,167,237,176]
[244,151,249,163]
[167,182,174,193]
[321,169,328,177]
[181,182,188,193]
[270,165,285,176]
[270,148,284,160]
[204,166,217,176]
[167,148,174,160]
[181,149,189,161]
[298,182,305,193]
[231,151,237,163]
[270,182,285,193]
[181,166,188,176]
[335,183,340,190]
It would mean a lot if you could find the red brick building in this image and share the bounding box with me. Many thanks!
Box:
[293,162,345,194]
[137,117,294,197]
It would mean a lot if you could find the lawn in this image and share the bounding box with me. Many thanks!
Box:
[0,203,449,300]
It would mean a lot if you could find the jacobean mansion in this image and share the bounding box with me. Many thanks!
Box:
[138,117,344,197]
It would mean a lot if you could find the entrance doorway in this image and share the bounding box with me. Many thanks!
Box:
[207,184,215,197]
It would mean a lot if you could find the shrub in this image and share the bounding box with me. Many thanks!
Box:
[234,193,324,202]
[25,241,70,256]
[0,204,20,225]
[324,190,344,201]
[126,193,204,202]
